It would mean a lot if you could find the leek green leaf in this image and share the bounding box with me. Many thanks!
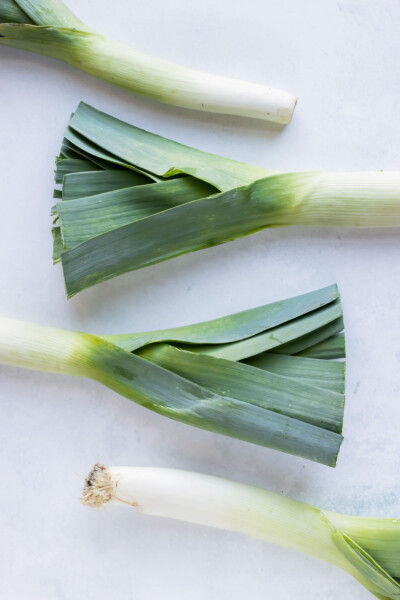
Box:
[102,285,340,352]
[62,169,150,201]
[243,353,345,394]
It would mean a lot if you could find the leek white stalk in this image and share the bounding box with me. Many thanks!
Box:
[82,464,400,600]
[0,0,297,123]
[0,316,90,376]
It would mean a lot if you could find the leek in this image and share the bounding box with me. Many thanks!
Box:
[81,464,400,600]
[53,103,400,297]
[0,0,297,123]
[0,285,345,466]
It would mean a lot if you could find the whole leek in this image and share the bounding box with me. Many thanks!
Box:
[53,103,400,297]
[0,285,345,466]
[0,0,297,123]
[82,464,400,600]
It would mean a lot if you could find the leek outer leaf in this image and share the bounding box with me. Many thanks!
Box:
[139,344,344,433]
[297,333,346,359]
[0,286,345,466]
[183,301,343,361]
[52,226,62,263]
[53,104,400,297]
[266,317,345,357]
[54,158,101,184]
[10,0,86,28]
[61,170,151,201]
[63,103,270,192]
[82,465,400,600]
[243,352,345,394]
[0,0,297,123]
[57,178,216,249]
[101,284,340,351]
[0,0,33,24]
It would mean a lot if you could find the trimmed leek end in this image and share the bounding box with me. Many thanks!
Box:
[81,464,114,509]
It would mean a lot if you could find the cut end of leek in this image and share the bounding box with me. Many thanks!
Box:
[275,93,297,125]
[81,463,115,508]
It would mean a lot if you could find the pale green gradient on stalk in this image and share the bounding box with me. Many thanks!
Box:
[101,283,340,351]
[0,286,345,465]
[0,0,296,122]
[82,466,400,600]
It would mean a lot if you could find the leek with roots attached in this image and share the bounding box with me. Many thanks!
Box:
[0,285,345,466]
[53,103,400,297]
[0,0,297,123]
[81,464,400,600]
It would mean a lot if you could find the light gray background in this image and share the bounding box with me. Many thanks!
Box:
[1,1,400,598]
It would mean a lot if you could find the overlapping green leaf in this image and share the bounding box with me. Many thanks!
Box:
[11,0,85,27]
[66,103,271,192]
[62,169,150,201]
[92,337,343,466]
[139,343,344,433]
[0,0,33,24]
[54,158,101,184]
[57,178,216,249]
[244,353,345,394]
[331,530,400,599]
[297,333,345,359]
[102,285,339,352]
[104,285,346,465]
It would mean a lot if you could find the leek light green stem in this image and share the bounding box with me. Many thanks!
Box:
[0,0,297,123]
[82,465,400,600]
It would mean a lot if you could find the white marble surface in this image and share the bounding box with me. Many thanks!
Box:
[1,1,400,598]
